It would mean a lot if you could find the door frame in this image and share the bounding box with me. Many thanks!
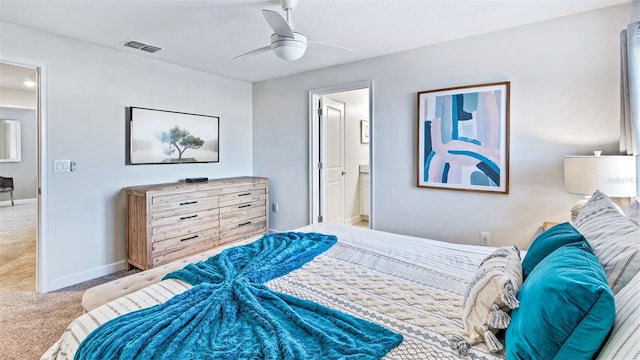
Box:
[1,56,49,293]
[308,80,373,228]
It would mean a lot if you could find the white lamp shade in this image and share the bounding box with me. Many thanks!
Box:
[564,155,637,197]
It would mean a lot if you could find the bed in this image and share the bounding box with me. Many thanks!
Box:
[42,192,640,359]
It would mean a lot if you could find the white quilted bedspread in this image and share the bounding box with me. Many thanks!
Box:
[43,223,504,360]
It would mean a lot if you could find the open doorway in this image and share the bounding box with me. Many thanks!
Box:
[0,61,43,293]
[309,81,372,228]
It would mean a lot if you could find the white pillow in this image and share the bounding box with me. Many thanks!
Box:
[574,190,640,294]
[451,246,522,355]
[596,270,640,359]
[626,200,640,225]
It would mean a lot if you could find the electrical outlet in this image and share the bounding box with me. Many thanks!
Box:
[479,232,491,246]
[272,202,279,213]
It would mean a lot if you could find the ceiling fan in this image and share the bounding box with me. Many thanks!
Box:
[234,0,354,61]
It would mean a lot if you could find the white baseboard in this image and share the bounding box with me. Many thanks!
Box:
[0,197,36,206]
[346,215,364,225]
[47,260,128,292]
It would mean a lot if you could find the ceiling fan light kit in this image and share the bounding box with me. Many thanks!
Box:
[271,32,307,61]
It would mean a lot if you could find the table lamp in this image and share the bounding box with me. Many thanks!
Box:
[564,152,637,222]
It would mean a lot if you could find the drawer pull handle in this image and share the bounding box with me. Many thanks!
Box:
[238,193,251,197]
[180,201,198,206]
[238,221,252,227]
[238,204,251,209]
[181,235,199,242]
[180,214,198,220]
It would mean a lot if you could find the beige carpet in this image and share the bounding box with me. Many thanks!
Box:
[0,202,137,360]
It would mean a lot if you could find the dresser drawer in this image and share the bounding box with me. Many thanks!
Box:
[219,201,266,226]
[150,207,219,227]
[151,208,220,242]
[152,188,221,205]
[218,181,266,195]
[219,199,265,214]
[151,228,219,267]
[219,186,267,208]
[151,194,219,219]
[220,215,267,245]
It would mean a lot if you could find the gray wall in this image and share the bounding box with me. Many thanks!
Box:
[254,4,633,249]
[1,22,254,291]
[0,108,37,200]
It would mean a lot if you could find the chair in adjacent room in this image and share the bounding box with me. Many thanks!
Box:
[0,176,14,207]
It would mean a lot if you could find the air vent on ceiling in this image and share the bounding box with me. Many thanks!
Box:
[124,40,162,53]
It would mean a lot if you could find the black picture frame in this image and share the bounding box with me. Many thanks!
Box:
[127,107,220,165]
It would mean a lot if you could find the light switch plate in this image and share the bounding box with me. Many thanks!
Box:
[53,159,71,172]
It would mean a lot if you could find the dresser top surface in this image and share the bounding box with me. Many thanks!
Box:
[125,176,268,193]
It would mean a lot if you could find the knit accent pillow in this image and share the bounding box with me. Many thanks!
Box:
[450,246,522,355]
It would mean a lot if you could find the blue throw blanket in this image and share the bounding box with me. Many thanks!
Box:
[75,232,403,359]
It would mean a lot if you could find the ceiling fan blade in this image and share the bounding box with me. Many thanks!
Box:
[309,40,356,54]
[262,9,294,38]
[234,45,272,60]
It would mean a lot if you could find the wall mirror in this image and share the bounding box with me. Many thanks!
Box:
[0,119,22,162]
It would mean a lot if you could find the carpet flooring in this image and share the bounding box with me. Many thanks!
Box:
[0,202,137,359]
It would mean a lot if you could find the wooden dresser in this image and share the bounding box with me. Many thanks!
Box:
[125,177,268,270]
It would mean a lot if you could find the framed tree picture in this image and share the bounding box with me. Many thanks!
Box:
[128,107,220,165]
[417,82,510,194]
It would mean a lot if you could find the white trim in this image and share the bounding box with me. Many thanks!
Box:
[38,63,49,292]
[308,80,374,227]
[0,197,37,207]
[49,260,127,290]
[345,215,363,225]
[308,93,319,224]
[0,56,49,293]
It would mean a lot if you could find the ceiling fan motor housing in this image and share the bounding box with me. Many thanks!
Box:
[270,32,307,61]
[281,0,298,11]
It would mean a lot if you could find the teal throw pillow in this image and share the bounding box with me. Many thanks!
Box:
[506,241,615,360]
[521,222,584,279]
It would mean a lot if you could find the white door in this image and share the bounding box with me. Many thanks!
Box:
[321,97,345,224]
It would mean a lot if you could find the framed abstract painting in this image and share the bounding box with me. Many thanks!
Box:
[417,82,510,194]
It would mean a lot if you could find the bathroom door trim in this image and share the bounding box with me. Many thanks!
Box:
[308,80,374,228]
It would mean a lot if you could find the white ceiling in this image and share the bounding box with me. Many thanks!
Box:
[0,0,631,84]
